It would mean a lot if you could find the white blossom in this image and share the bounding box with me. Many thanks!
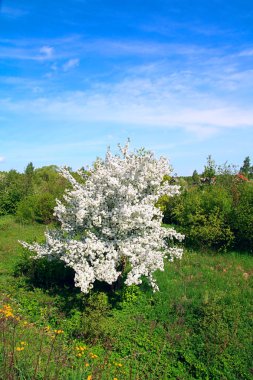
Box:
[20,143,184,293]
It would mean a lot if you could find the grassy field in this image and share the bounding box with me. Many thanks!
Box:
[0,216,252,379]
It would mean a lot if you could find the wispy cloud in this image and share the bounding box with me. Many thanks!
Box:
[1,34,251,70]
[0,44,55,61]
[1,6,28,18]
[62,58,79,71]
[0,156,5,163]
[39,46,54,60]
[1,74,253,141]
[0,36,217,62]
[139,18,234,39]
[1,35,253,141]
[238,48,253,57]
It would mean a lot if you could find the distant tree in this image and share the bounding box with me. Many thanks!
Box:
[0,170,25,214]
[202,155,216,184]
[216,161,238,188]
[192,170,200,185]
[16,165,69,224]
[25,162,35,176]
[217,161,238,176]
[240,156,253,179]
[24,162,35,195]
[240,156,250,175]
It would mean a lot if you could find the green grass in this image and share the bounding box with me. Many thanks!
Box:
[0,216,253,379]
[0,215,46,274]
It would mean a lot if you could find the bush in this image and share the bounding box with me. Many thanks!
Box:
[186,207,234,251]
[231,182,253,251]
[0,170,26,215]
[15,247,75,288]
[165,186,234,251]
[16,193,57,224]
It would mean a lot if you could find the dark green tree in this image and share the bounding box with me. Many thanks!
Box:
[24,162,35,195]
[240,156,252,177]
[240,156,252,179]
[25,162,34,176]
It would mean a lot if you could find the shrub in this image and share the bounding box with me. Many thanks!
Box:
[21,143,184,294]
[16,193,57,224]
[165,186,234,250]
[15,247,75,288]
[0,170,26,215]
[231,182,253,251]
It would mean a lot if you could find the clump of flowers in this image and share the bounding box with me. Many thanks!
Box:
[21,142,184,293]
[0,304,14,318]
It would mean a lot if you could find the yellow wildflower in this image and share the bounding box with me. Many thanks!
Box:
[114,362,123,367]
[5,311,14,318]
[16,347,24,351]
[87,376,92,380]
[54,329,64,334]
[0,305,14,318]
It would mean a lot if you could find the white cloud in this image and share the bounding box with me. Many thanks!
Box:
[0,156,5,163]
[0,42,56,61]
[62,58,80,71]
[1,36,253,141]
[39,46,54,60]
[2,77,253,142]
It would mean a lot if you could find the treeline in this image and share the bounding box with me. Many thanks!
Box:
[159,156,253,252]
[0,163,69,224]
[0,156,253,252]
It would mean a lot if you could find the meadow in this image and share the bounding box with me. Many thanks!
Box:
[0,215,252,379]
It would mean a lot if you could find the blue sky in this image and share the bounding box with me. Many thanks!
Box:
[0,0,253,175]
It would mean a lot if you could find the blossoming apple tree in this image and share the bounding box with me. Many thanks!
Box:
[21,143,184,293]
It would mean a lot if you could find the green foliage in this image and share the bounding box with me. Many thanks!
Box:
[33,165,67,195]
[202,155,216,183]
[240,156,253,179]
[165,186,234,250]
[0,164,69,224]
[16,192,57,224]
[80,292,111,342]
[160,156,253,252]
[192,169,200,185]
[0,170,26,215]
[15,247,75,289]
[231,182,253,251]
[186,208,234,251]
[14,165,68,224]
[121,284,143,305]
[187,296,253,379]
